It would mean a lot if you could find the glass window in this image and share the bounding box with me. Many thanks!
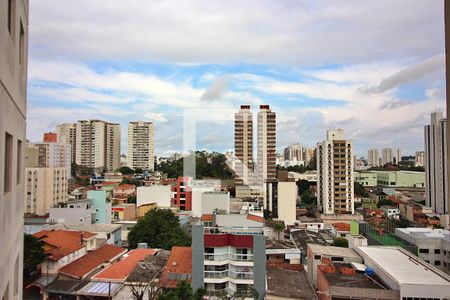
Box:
[4,132,13,194]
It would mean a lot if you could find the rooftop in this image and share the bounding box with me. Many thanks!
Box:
[76,281,122,297]
[46,223,122,233]
[58,244,126,279]
[266,268,316,299]
[33,230,96,261]
[331,222,350,232]
[290,229,332,252]
[92,249,158,282]
[356,246,450,286]
[266,239,296,250]
[308,244,361,259]
[159,246,192,288]
[395,227,450,241]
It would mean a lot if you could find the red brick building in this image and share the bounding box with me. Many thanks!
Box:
[43,132,57,142]
[171,176,192,211]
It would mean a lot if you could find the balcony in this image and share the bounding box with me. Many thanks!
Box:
[204,253,254,262]
[230,271,254,279]
[204,253,228,261]
[204,270,228,278]
[203,226,264,235]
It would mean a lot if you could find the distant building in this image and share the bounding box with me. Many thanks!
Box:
[137,185,172,208]
[424,112,448,214]
[382,148,393,165]
[284,143,303,162]
[257,105,276,184]
[415,151,424,167]
[31,142,72,177]
[43,132,57,143]
[49,199,93,225]
[75,120,121,171]
[127,121,155,172]
[25,167,69,216]
[317,129,354,214]
[171,176,193,211]
[264,181,297,226]
[56,123,77,163]
[368,149,379,167]
[234,105,254,185]
[88,190,112,224]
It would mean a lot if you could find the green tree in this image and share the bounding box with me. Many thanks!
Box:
[333,237,348,248]
[72,163,94,176]
[306,152,316,170]
[127,195,137,204]
[354,182,368,197]
[297,180,310,195]
[128,209,191,250]
[116,166,135,174]
[23,234,46,279]
[273,222,285,240]
[263,209,272,219]
[134,167,144,174]
[158,281,204,300]
[300,189,316,205]
[376,199,394,208]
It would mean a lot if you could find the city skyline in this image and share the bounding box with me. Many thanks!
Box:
[26,1,446,157]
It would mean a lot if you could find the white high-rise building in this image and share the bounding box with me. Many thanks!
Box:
[31,142,72,177]
[127,121,155,172]
[382,148,393,165]
[234,105,254,185]
[368,149,379,167]
[24,167,69,216]
[394,148,402,164]
[56,123,76,163]
[317,129,354,215]
[424,112,448,214]
[257,105,276,184]
[75,120,121,171]
[1,0,29,297]
[284,144,303,162]
[415,151,425,167]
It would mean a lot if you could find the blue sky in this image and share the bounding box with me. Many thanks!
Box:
[27,0,446,157]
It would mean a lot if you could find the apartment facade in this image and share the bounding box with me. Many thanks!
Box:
[284,143,303,162]
[424,112,448,214]
[32,142,71,176]
[368,149,379,167]
[234,105,254,185]
[264,180,297,226]
[415,151,425,167]
[257,105,276,184]
[171,176,193,211]
[75,120,121,171]
[0,0,29,298]
[381,148,393,165]
[24,167,69,216]
[56,123,77,163]
[317,129,354,214]
[43,132,57,143]
[192,223,266,299]
[127,121,155,172]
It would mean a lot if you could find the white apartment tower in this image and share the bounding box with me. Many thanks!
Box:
[424,112,448,214]
[368,149,379,167]
[56,123,77,163]
[24,167,69,216]
[127,121,155,172]
[381,148,393,165]
[1,0,29,298]
[234,105,254,185]
[32,142,72,177]
[257,105,276,184]
[75,120,121,171]
[317,129,354,215]
[284,144,303,162]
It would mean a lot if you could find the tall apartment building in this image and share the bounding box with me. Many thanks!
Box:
[234,105,253,185]
[56,123,77,163]
[424,112,448,214]
[445,1,450,226]
[415,151,425,167]
[257,105,276,184]
[317,129,354,215]
[75,120,120,171]
[394,148,402,164]
[1,0,28,298]
[171,176,192,211]
[284,143,303,162]
[368,149,379,167]
[303,147,316,164]
[24,167,69,216]
[381,148,393,165]
[127,121,154,171]
[31,142,71,177]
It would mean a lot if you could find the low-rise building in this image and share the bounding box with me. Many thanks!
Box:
[266,239,301,265]
[88,190,112,224]
[265,180,297,226]
[48,199,93,225]
[137,185,172,208]
[201,191,230,215]
[112,203,136,221]
[330,223,350,239]
[266,267,317,300]
[380,205,400,220]
[356,246,450,299]
[46,224,122,247]
[159,246,192,288]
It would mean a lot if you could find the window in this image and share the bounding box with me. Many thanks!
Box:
[16,140,21,185]
[434,260,441,266]
[419,248,429,254]
[314,255,321,260]
[19,20,24,65]
[7,0,15,34]
[434,249,440,254]
[4,132,13,193]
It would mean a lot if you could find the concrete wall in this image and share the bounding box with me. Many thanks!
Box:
[49,207,92,225]
[201,192,230,215]
[276,182,297,226]
[253,234,266,300]
[191,225,204,291]
[88,190,111,224]
[137,185,171,208]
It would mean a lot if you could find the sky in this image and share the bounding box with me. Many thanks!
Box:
[27,0,446,158]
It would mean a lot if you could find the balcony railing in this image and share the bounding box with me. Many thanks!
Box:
[204,253,254,262]
[230,271,254,280]
[204,270,228,278]
[204,253,229,261]
[203,226,264,235]
[204,270,254,280]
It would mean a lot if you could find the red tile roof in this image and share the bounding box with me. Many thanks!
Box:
[58,244,127,279]
[97,181,119,187]
[159,247,192,288]
[331,222,350,232]
[114,184,136,190]
[201,214,213,222]
[247,214,264,223]
[91,248,157,282]
[33,230,97,261]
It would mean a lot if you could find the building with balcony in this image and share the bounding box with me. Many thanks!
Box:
[192,216,266,299]
[234,105,254,185]
[317,129,354,215]
[257,105,276,185]
[172,176,193,211]
[127,121,155,172]
[56,123,77,163]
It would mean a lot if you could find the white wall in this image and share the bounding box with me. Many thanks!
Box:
[191,187,214,217]
[137,185,171,208]
[201,192,230,215]
[276,182,297,226]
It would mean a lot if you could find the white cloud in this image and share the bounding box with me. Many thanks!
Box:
[144,112,169,123]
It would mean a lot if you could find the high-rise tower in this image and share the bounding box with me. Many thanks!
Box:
[234,105,253,185]
[257,105,276,184]
[127,121,155,172]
